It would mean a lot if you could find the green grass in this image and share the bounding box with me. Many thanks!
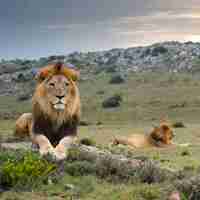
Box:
[2,72,200,199]
[0,174,169,200]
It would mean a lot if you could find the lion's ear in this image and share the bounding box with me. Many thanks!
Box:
[35,67,51,83]
[160,124,170,134]
[63,67,80,82]
[150,128,162,141]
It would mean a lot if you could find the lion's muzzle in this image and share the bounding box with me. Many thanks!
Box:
[53,96,66,111]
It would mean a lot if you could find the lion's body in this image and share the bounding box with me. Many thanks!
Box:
[114,134,158,148]
[14,113,32,138]
[15,62,80,160]
[113,123,174,148]
[31,76,80,147]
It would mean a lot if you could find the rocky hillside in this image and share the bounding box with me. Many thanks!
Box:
[1,41,200,96]
[65,41,200,73]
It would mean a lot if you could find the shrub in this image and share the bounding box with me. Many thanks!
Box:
[0,150,22,165]
[139,185,161,200]
[181,149,190,156]
[175,175,200,200]
[17,93,30,101]
[79,121,91,126]
[96,90,105,95]
[80,138,96,146]
[64,161,96,176]
[134,161,168,183]
[96,121,103,126]
[0,152,57,190]
[172,122,185,128]
[102,94,122,108]
[67,148,82,162]
[109,74,125,84]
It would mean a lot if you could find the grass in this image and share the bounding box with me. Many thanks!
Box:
[1,72,200,199]
[0,175,168,200]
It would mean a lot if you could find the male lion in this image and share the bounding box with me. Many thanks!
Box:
[14,62,80,160]
[112,122,175,148]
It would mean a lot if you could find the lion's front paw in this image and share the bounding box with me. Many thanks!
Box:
[39,145,54,156]
[53,145,68,161]
[53,150,66,161]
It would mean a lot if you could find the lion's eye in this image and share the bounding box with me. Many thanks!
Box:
[49,83,55,87]
[65,82,69,86]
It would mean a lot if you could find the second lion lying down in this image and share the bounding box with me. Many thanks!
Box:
[15,62,80,160]
[112,122,175,148]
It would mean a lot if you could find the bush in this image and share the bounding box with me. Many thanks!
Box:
[175,175,200,200]
[134,161,168,184]
[139,185,161,200]
[17,93,30,101]
[109,74,125,84]
[96,90,105,95]
[64,161,96,176]
[80,138,96,146]
[181,149,190,156]
[102,94,122,108]
[172,122,185,128]
[96,121,103,126]
[79,121,91,126]
[0,152,57,190]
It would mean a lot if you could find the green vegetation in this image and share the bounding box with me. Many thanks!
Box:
[2,72,200,199]
[0,151,56,190]
[79,137,96,146]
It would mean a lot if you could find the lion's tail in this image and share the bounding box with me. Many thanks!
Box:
[14,113,33,138]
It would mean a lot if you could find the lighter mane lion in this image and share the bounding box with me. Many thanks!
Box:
[112,122,175,148]
[15,62,80,160]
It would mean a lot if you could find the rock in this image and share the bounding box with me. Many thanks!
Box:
[1,142,32,150]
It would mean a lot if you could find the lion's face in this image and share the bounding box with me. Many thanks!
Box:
[45,75,72,111]
[32,63,80,124]
[151,124,174,144]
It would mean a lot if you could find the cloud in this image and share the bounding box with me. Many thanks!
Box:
[40,23,90,31]
[41,24,70,30]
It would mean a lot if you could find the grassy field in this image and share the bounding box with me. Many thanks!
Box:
[1,72,200,199]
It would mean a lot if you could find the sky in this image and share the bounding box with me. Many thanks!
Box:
[1,0,200,59]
